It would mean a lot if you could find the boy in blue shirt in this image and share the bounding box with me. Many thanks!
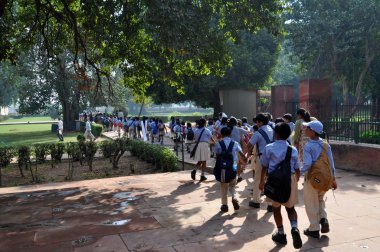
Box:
[215,127,247,212]
[301,121,337,239]
[259,122,302,249]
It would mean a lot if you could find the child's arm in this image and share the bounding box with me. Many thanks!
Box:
[327,144,337,190]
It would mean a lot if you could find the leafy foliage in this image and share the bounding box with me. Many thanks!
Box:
[285,0,380,104]
[129,140,178,172]
[1,0,284,102]
[48,143,65,168]
[0,147,14,186]
[91,123,103,138]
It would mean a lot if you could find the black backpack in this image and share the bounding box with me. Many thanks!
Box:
[186,127,195,141]
[257,128,274,154]
[213,141,236,183]
[264,146,292,203]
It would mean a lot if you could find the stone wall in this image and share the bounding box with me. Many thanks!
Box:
[330,141,380,176]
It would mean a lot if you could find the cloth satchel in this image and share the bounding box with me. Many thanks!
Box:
[190,129,205,158]
[307,142,333,191]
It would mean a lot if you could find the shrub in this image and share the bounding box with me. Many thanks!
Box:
[111,138,129,169]
[65,142,81,180]
[83,141,98,171]
[360,130,380,144]
[91,123,103,137]
[34,144,48,164]
[49,143,65,168]
[0,147,13,187]
[129,140,178,172]
[99,140,116,162]
[17,145,31,178]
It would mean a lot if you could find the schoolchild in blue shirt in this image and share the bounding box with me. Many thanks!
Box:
[215,127,247,212]
[246,113,274,211]
[301,120,337,239]
[260,122,302,249]
[191,118,213,182]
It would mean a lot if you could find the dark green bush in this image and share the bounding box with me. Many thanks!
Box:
[360,130,380,144]
[84,141,98,171]
[0,147,14,186]
[99,140,116,161]
[34,144,48,164]
[65,142,81,180]
[48,143,65,168]
[17,146,31,176]
[129,140,178,172]
[91,123,103,137]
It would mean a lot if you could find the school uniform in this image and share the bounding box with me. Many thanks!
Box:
[301,138,336,232]
[261,140,300,208]
[193,127,212,161]
[248,124,274,204]
[84,121,95,141]
[215,137,241,206]
[57,120,64,141]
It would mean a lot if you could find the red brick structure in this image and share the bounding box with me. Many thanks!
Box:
[299,79,332,121]
[271,85,294,118]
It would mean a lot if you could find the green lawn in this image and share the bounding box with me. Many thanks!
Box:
[0,124,80,147]
[1,116,54,123]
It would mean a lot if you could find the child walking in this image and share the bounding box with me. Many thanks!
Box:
[301,120,337,239]
[215,127,247,212]
[259,122,302,249]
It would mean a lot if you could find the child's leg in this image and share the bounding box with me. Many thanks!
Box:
[304,179,321,231]
[273,204,283,230]
[285,206,298,224]
[228,179,237,199]
[251,157,262,204]
[318,190,327,220]
[220,182,228,205]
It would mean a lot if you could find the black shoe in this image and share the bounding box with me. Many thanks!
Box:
[236,177,243,184]
[220,204,228,212]
[249,201,260,208]
[232,198,240,210]
[191,170,196,180]
[200,175,207,182]
[304,228,320,239]
[320,218,330,233]
[272,232,287,245]
[291,227,303,249]
[267,205,273,212]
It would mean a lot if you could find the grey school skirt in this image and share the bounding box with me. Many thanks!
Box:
[193,142,210,162]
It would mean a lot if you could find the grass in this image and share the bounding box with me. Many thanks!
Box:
[0,124,81,147]
[0,116,55,123]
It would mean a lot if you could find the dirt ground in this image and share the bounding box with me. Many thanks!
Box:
[0,152,160,187]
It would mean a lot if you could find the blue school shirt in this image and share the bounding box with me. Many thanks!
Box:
[214,137,241,162]
[194,127,212,142]
[261,140,300,174]
[301,138,336,176]
[230,126,248,144]
[248,125,274,156]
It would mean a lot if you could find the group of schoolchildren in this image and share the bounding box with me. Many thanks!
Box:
[98,115,167,143]
[187,110,337,249]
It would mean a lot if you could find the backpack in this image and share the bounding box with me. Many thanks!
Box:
[264,146,292,203]
[213,141,237,183]
[307,142,333,191]
[186,127,195,141]
[151,122,158,135]
[146,122,152,131]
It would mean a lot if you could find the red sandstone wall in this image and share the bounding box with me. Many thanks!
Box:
[271,85,294,118]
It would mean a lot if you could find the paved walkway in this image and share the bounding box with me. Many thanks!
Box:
[1,132,380,251]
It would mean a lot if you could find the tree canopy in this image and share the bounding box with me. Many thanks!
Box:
[285,0,380,104]
[1,0,285,98]
[147,29,279,113]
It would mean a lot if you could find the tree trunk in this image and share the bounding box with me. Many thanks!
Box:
[354,53,375,106]
[212,89,221,118]
[138,100,145,117]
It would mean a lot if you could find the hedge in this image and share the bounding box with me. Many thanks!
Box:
[91,123,103,137]
[0,137,178,186]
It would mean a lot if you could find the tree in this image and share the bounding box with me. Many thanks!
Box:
[1,0,285,101]
[147,29,280,114]
[285,0,380,105]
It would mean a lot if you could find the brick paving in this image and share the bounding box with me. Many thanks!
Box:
[1,131,380,251]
